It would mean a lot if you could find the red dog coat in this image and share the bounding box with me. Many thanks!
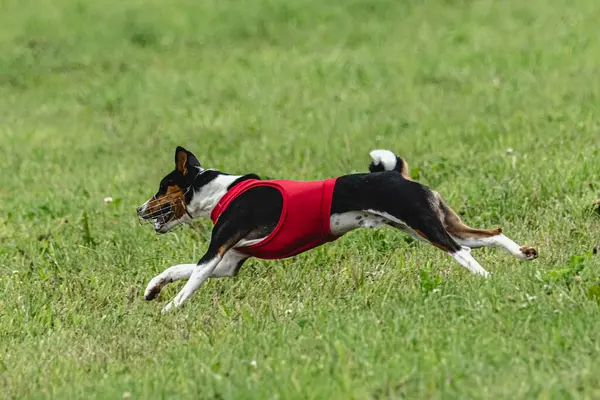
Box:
[210,178,340,259]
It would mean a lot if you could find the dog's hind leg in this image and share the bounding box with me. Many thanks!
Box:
[412,221,490,278]
[452,231,538,261]
[449,246,490,277]
[380,211,490,277]
[438,198,538,261]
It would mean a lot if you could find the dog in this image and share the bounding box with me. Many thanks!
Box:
[137,147,538,312]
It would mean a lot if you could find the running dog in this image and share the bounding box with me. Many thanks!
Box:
[137,147,538,312]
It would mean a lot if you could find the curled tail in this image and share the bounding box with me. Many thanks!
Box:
[368,149,411,180]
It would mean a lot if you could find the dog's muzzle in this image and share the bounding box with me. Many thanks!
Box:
[137,200,174,233]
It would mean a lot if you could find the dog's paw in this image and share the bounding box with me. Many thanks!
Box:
[519,246,538,260]
[144,276,166,301]
[161,301,174,314]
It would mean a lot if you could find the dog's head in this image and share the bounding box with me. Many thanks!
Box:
[137,146,203,234]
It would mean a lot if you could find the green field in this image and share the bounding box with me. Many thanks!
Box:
[2,0,600,398]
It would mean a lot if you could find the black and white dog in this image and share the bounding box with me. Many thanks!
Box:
[138,147,537,313]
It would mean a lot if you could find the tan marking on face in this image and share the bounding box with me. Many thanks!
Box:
[145,185,187,220]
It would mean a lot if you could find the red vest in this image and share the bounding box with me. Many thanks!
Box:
[210,178,339,259]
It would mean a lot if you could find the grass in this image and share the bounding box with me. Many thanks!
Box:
[1,0,600,398]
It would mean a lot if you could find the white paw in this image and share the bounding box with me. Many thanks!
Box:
[519,246,538,261]
[144,276,165,301]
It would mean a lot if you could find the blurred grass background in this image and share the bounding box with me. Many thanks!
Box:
[1,0,600,398]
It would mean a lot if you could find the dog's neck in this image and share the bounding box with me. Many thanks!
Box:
[186,171,242,219]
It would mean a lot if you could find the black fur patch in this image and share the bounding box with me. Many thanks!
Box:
[216,186,283,241]
[331,172,460,252]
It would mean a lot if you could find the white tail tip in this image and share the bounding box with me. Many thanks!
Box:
[369,149,398,171]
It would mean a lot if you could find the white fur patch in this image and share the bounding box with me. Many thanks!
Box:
[187,173,241,218]
[369,149,397,171]
[329,209,425,241]
[211,249,248,277]
[329,211,391,235]
[365,209,429,242]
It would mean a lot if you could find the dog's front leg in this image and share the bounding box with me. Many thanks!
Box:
[210,249,248,278]
[144,264,196,301]
[162,250,222,313]
[160,213,252,313]
[145,250,249,302]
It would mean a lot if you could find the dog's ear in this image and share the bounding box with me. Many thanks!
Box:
[175,146,201,176]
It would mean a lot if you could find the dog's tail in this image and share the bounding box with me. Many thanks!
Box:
[368,149,411,180]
